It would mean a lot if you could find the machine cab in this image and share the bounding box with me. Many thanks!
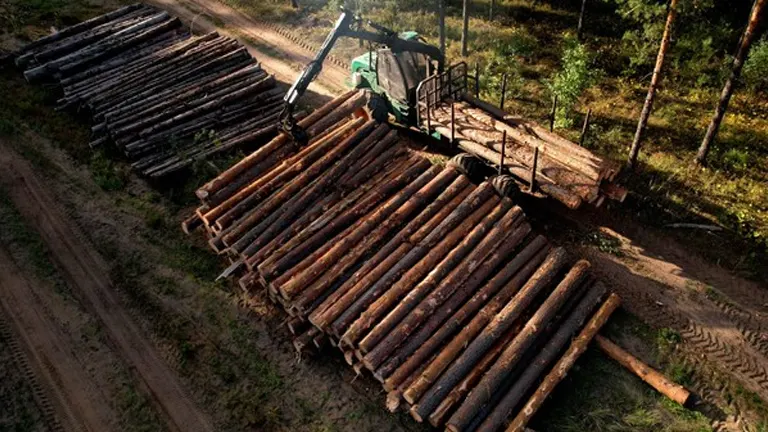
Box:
[351,33,435,124]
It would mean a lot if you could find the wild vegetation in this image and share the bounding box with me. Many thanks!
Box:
[217,0,768,282]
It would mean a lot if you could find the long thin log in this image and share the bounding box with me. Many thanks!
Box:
[473,282,607,432]
[504,293,622,432]
[446,260,592,431]
[595,335,691,406]
[374,225,536,384]
[360,205,524,368]
[405,247,568,411]
[309,175,472,330]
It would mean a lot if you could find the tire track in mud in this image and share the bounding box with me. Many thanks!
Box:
[710,298,768,359]
[0,147,215,432]
[0,315,64,432]
[610,275,768,407]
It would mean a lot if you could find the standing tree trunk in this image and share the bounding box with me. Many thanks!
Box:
[461,0,470,57]
[439,0,446,55]
[490,0,496,21]
[627,0,678,169]
[577,0,587,40]
[696,0,767,165]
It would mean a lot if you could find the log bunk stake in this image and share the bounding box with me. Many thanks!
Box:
[179,86,628,431]
[12,5,285,178]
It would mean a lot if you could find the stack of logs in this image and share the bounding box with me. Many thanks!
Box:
[12,4,284,178]
[427,96,626,209]
[185,90,622,432]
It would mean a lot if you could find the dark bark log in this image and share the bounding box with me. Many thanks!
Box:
[446,260,591,431]
[360,205,523,368]
[374,225,534,384]
[388,237,547,397]
[504,293,621,432]
[404,247,567,411]
[309,175,472,330]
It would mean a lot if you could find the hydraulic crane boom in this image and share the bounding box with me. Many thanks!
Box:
[279,8,444,143]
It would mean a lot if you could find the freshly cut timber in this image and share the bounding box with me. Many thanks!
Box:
[12,5,285,178]
[183,89,621,432]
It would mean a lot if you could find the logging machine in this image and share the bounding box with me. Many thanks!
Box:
[279,7,445,143]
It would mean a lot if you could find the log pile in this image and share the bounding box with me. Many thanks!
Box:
[427,96,626,209]
[185,90,622,431]
[12,4,284,178]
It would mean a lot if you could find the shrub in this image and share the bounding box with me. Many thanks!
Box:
[548,35,597,128]
[743,38,768,92]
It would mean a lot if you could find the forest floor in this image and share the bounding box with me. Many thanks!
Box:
[0,0,766,431]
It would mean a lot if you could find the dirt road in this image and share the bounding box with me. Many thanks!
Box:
[0,146,214,432]
[0,246,116,432]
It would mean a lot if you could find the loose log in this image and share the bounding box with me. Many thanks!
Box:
[595,335,690,406]
[504,293,622,432]
[473,282,608,432]
[447,260,591,431]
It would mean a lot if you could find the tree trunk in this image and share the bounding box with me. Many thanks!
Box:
[461,0,470,57]
[489,0,496,21]
[577,0,587,40]
[438,0,446,55]
[696,0,766,165]
[627,0,678,169]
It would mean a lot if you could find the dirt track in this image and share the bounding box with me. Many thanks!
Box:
[0,146,214,432]
[0,246,116,432]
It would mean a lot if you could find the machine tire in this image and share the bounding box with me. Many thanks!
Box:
[491,175,522,199]
[366,93,389,124]
[448,153,483,179]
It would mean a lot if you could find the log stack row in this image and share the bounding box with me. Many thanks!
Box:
[185,90,622,431]
[427,96,626,209]
[12,4,284,178]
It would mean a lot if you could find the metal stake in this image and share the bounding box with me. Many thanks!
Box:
[549,95,558,131]
[475,63,480,97]
[529,147,539,193]
[579,108,592,146]
[498,130,507,176]
[451,101,456,147]
[500,73,508,111]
